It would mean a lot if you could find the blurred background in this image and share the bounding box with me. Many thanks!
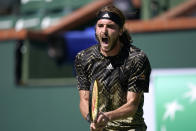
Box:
[0,0,196,131]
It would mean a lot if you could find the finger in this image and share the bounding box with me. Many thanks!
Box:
[90,123,96,130]
[90,124,102,131]
[97,112,108,124]
[96,115,102,124]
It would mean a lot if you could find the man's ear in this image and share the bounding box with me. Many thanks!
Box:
[119,27,124,36]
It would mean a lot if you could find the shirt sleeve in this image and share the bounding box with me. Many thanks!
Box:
[74,52,91,90]
[127,54,151,93]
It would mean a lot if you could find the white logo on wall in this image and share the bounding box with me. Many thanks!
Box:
[161,83,196,131]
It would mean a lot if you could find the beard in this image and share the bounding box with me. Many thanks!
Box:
[95,33,119,53]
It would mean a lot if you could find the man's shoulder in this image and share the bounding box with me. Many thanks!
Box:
[125,44,151,74]
[127,44,149,62]
[75,44,99,61]
[129,44,146,56]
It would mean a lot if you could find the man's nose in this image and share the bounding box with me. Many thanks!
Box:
[102,26,108,35]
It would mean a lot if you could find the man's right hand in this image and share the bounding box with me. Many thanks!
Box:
[90,122,103,131]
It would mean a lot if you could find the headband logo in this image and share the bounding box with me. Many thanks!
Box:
[97,12,123,27]
[102,13,110,18]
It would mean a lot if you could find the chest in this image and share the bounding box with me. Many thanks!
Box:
[87,58,129,90]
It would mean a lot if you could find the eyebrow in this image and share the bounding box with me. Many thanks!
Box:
[97,22,116,26]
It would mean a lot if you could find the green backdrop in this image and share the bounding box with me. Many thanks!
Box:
[0,30,196,131]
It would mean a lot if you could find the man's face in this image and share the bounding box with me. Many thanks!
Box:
[95,19,122,53]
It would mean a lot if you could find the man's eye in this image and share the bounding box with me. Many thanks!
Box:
[108,25,115,29]
[98,24,103,27]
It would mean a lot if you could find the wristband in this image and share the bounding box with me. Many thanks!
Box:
[86,113,91,123]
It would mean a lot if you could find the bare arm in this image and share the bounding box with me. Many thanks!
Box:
[104,91,142,121]
[79,90,90,119]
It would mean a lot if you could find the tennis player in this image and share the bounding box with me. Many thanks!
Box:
[75,5,151,131]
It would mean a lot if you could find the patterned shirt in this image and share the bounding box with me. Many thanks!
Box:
[75,43,151,130]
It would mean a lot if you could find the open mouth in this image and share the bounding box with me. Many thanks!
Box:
[101,37,109,44]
